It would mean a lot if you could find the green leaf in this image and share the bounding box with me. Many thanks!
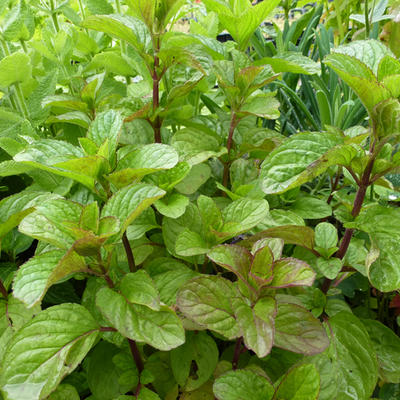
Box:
[87,110,123,160]
[213,369,274,400]
[85,0,114,15]
[177,276,240,339]
[46,112,92,129]
[108,144,179,188]
[257,52,320,75]
[42,95,89,113]
[315,223,338,250]
[170,331,218,391]
[270,258,315,288]
[101,183,165,235]
[233,296,276,358]
[13,249,86,308]
[207,245,252,283]
[0,52,31,87]
[3,0,35,42]
[274,302,329,355]
[288,196,332,219]
[250,244,274,284]
[0,192,59,239]
[19,199,82,249]
[82,14,150,54]
[174,163,211,194]
[239,94,280,119]
[372,98,400,138]
[260,132,343,194]
[221,198,269,235]
[145,258,198,306]
[175,229,210,256]
[154,192,189,218]
[0,304,99,400]
[171,128,227,165]
[316,312,379,399]
[315,257,342,280]
[96,288,184,351]
[48,384,80,400]
[275,364,320,400]
[362,319,400,383]
[86,51,136,76]
[120,271,160,311]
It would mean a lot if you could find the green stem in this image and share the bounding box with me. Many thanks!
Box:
[222,111,239,189]
[14,82,29,119]
[77,0,86,19]
[333,0,345,42]
[365,0,370,38]
[19,40,28,53]
[49,0,60,33]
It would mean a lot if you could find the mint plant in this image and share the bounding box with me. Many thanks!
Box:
[0,0,400,399]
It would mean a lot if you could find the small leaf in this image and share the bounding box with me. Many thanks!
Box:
[0,52,31,87]
[154,193,189,218]
[316,257,343,280]
[213,369,274,400]
[315,223,338,250]
[0,304,99,400]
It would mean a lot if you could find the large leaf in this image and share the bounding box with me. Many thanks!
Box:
[260,132,344,194]
[0,304,99,400]
[96,288,184,351]
[170,331,218,391]
[256,52,320,75]
[177,276,240,339]
[269,258,315,288]
[108,144,179,188]
[213,369,274,400]
[13,249,86,308]
[311,312,379,400]
[0,52,31,87]
[0,192,59,239]
[82,14,150,54]
[362,319,400,383]
[274,302,329,355]
[101,183,165,234]
[19,199,82,249]
[275,364,320,400]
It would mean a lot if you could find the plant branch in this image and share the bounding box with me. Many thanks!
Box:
[152,36,162,143]
[327,167,342,204]
[232,337,243,370]
[222,111,239,189]
[322,156,375,293]
[122,232,136,273]
[129,339,145,396]
[0,279,8,299]
[344,166,361,186]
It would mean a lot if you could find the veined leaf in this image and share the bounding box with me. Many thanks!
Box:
[260,132,344,194]
[1,304,99,400]
[213,369,274,400]
[19,199,82,249]
[256,52,320,75]
[177,275,240,339]
[96,287,184,351]
[0,52,31,87]
[101,183,165,235]
[82,14,151,54]
[274,302,329,355]
[13,249,86,308]
[269,258,315,289]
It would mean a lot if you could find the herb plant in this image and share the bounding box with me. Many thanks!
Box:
[0,1,400,400]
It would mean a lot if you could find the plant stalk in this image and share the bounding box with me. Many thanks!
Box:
[49,0,60,33]
[232,337,242,370]
[129,339,144,396]
[322,156,375,293]
[122,232,136,273]
[152,36,162,143]
[0,279,8,299]
[222,111,239,189]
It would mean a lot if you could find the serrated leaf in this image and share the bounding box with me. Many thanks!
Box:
[48,384,80,400]
[289,196,332,219]
[13,249,86,308]
[154,192,188,218]
[170,331,218,391]
[175,229,210,256]
[315,223,338,250]
[86,52,136,76]
[0,304,99,400]
[0,52,31,87]
[96,288,184,350]
[177,276,239,339]
[260,132,344,194]
[213,369,274,400]
[257,52,320,74]
[174,163,210,194]
[274,302,329,355]
[145,258,198,306]
[19,199,82,249]
[120,271,160,311]
[316,257,343,280]
[233,296,276,357]
[270,258,315,288]
[101,183,165,235]
[82,14,150,54]
[275,364,320,400]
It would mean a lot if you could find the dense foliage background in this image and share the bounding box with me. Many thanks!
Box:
[0,0,400,399]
